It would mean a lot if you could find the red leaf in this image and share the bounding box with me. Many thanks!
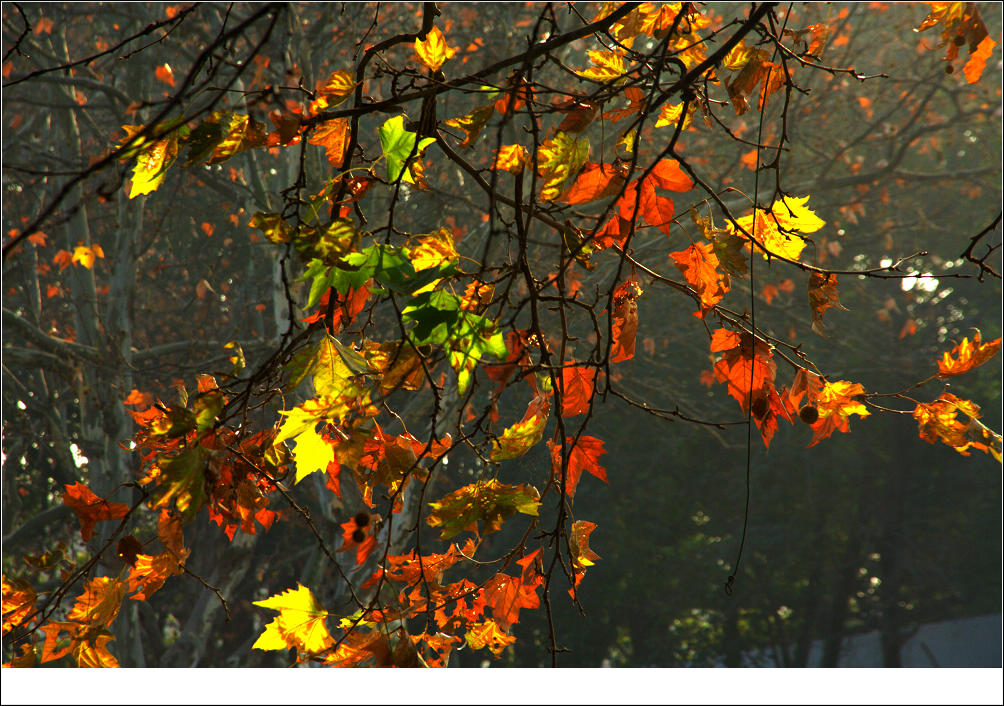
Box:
[308,118,350,167]
[154,64,175,87]
[560,365,595,417]
[548,436,607,497]
[648,159,693,192]
[611,279,642,363]
[669,242,729,317]
[560,162,626,204]
[62,483,130,541]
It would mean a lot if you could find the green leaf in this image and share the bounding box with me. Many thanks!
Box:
[379,115,435,183]
[193,391,223,432]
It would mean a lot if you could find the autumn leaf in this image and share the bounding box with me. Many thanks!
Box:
[670,242,730,317]
[120,125,179,198]
[537,131,590,201]
[710,328,777,410]
[481,567,541,631]
[465,618,516,656]
[71,243,105,269]
[154,63,175,87]
[493,144,528,174]
[318,69,356,104]
[444,104,494,148]
[936,330,1002,378]
[735,195,825,261]
[414,26,459,72]
[62,483,130,541]
[611,279,642,363]
[576,50,627,82]
[654,102,694,130]
[408,227,459,271]
[308,118,350,167]
[807,272,846,336]
[145,447,208,519]
[426,479,540,539]
[963,35,995,83]
[548,435,607,497]
[560,364,596,417]
[914,393,1002,460]
[67,576,126,629]
[2,576,36,635]
[490,395,550,461]
[560,162,626,204]
[253,584,333,654]
[569,520,600,567]
[807,380,870,447]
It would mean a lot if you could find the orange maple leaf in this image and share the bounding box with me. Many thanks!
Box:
[670,241,730,317]
[560,364,596,417]
[548,435,607,497]
[154,64,175,87]
[414,25,458,72]
[807,272,846,336]
[307,118,350,167]
[611,279,642,362]
[561,162,626,204]
[62,483,130,541]
[936,331,1002,378]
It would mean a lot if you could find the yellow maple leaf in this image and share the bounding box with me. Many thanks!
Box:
[121,125,178,199]
[493,144,529,174]
[71,244,105,269]
[465,619,516,656]
[408,227,459,271]
[414,26,458,72]
[576,50,627,82]
[490,396,549,461]
[654,102,694,130]
[253,584,333,654]
[735,195,825,261]
[319,69,356,102]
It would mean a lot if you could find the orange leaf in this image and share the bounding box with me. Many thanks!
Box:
[2,576,36,634]
[740,150,759,170]
[154,64,175,87]
[569,520,600,567]
[307,118,350,167]
[648,159,693,192]
[122,388,154,407]
[710,328,776,410]
[669,242,729,317]
[807,380,869,447]
[936,331,1002,378]
[560,364,596,417]
[62,483,130,541]
[963,35,995,83]
[560,162,625,204]
[548,436,607,497]
[28,231,47,246]
[52,249,73,271]
[481,568,540,631]
[914,392,1002,460]
[611,279,642,362]
[807,272,846,336]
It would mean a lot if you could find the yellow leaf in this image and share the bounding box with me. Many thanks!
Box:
[465,619,516,656]
[735,195,825,261]
[253,584,333,654]
[319,69,356,103]
[414,26,458,72]
[493,144,529,174]
[408,227,459,272]
[122,127,178,198]
[654,102,694,130]
[490,396,549,461]
[576,50,627,82]
[71,245,105,269]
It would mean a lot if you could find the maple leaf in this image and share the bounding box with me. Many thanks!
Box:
[426,479,540,539]
[465,619,516,656]
[569,520,601,567]
[253,584,333,654]
[490,395,550,461]
[70,244,105,269]
[493,144,528,174]
[914,392,1002,460]
[127,551,186,600]
[414,25,459,72]
[66,577,126,629]
[120,125,179,198]
[2,576,36,635]
[379,115,436,183]
[936,331,1002,378]
[318,69,356,104]
[576,50,627,82]
[735,195,824,261]
[537,131,590,201]
[408,227,459,271]
[560,162,626,204]
[710,328,777,410]
[62,483,130,541]
[807,272,846,336]
[963,35,996,83]
[444,104,494,148]
[807,380,870,446]
[611,279,643,363]
[308,118,350,167]
[560,364,596,417]
[154,63,174,87]
[548,435,607,497]
[481,568,541,631]
[654,102,694,130]
[670,242,730,317]
[145,447,208,518]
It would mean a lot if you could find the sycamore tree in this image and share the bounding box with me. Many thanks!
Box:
[2,2,1000,668]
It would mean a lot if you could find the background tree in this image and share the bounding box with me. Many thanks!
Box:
[2,1,1000,671]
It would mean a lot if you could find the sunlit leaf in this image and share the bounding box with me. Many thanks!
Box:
[414,25,459,72]
[253,584,333,654]
[936,330,1002,378]
[62,483,130,541]
[427,479,540,539]
[490,396,550,461]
